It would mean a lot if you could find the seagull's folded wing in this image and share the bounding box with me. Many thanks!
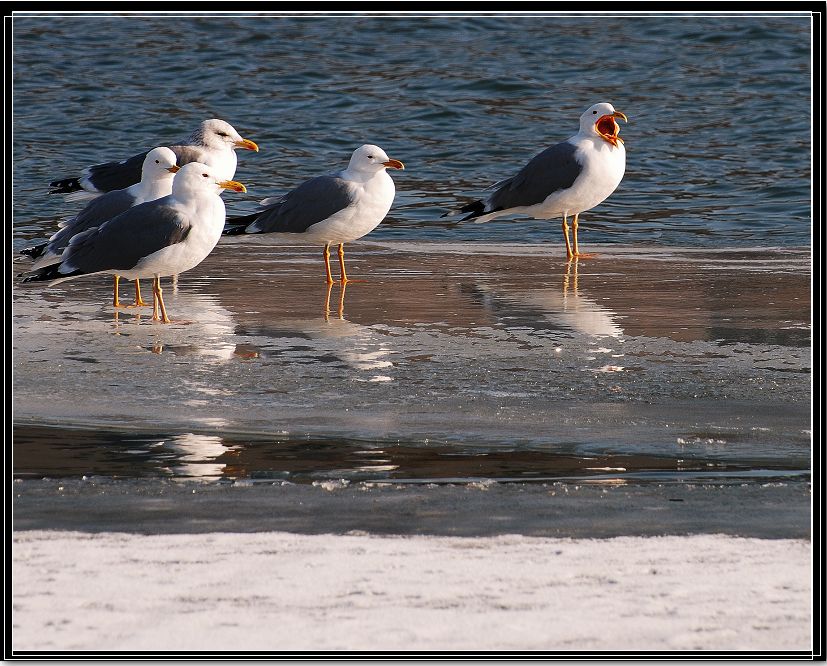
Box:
[58,200,191,275]
[80,151,149,194]
[246,175,355,234]
[488,141,582,210]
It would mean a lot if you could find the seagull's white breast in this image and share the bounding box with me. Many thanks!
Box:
[204,149,238,182]
[539,137,626,218]
[301,170,396,245]
[181,147,238,182]
[128,176,175,205]
[124,193,226,280]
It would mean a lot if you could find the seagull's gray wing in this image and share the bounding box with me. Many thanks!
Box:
[47,188,138,254]
[49,142,210,195]
[58,199,190,275]
[487,141,582,211]
[76,151,149,193]
[244,174,355,234]
[82,144,210,191]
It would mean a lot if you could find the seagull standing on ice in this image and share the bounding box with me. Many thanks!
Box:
[224,144,404,284]
[447,102,627,260]
[23,163,247,324]
[49,119,258,200]
[25,147,181,307]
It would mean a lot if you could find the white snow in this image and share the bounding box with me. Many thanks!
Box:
[11,531,811,652]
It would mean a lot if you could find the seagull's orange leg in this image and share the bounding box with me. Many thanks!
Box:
[125,279,150,308]
[113,275,122,307]
[562,214,574,261]
[572,213,581,257]
[572,213,598,258]
[323,243,334,285]
[152,276,171,324]
[151,278,160,321]
[337,243,349,284]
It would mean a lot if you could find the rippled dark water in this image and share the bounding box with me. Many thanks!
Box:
[12,15,811,248]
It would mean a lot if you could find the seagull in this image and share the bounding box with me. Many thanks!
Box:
[25,147,180,307]
[48,119,258,201]
[446,102,627,260]
[224,144,404,284]
[22,163,247,324]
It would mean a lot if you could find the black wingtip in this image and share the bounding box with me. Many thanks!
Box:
[20,242,48,259]
[223,211,263,236]
[19,264,63,283]
[48,177,82,194]
[441,200,487,220]
[458,199,486,221]
[222,223,249,236]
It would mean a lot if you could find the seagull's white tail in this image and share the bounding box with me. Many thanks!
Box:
[469,209,508,224]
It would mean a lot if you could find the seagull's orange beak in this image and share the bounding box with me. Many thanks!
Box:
[382,158,405,170]
[219,180,247,193]
[167,165,181,174]
[234,138,259,152]
[596,111,627,147]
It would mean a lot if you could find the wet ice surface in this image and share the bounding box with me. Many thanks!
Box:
[13,243,810,491]
[11,477,811,539]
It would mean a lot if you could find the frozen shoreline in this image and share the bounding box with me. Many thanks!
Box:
[12,243,811,471]
[12,530,811,653]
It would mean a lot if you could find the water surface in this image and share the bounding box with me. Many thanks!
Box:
[12,15,812,248]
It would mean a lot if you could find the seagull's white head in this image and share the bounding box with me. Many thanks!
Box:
[172,162,247,197]
[347,144,405,174]
[141,147,180,181]
[194,119,259,153]
[580,103,627,147]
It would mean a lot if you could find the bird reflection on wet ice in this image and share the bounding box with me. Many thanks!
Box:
[472,258,624,340]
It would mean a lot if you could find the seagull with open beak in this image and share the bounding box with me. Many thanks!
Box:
[446,102,628,260]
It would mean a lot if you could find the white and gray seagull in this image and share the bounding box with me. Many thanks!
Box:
[224,144,404,284]
[25,147,181,307]
[446,102,627,260]
[49,119,258,200]
[23,162,247,324]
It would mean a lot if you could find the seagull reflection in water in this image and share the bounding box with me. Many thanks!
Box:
[474,258,623,339]
[162,432,230,479]
[114,290,258,360]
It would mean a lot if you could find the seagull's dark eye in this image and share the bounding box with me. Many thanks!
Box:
[217,131,229,137]
[593,110,598,114]
[202,173,209,178]
[368,155,374,159]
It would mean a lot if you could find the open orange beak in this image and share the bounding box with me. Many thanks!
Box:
[382,159,405,170]
[167,165,181,174]
[219,180,247,193]
[596,111,627,147]
[234,138,259,152]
